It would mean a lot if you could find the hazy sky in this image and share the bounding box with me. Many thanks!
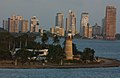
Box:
[0,0,120,33]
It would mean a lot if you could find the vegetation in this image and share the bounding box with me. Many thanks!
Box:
[47,44,65,64]
[81,48,95,63]
[41,32,49,49]
[0,31,96,66]
[14,48,34,65]
[0,49,12,60]
[0,32,14,50]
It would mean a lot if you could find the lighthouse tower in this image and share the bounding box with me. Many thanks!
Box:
[65,31,73,60]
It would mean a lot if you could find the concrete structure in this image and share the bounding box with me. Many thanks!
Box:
[65,31,73,60]
[55,13,64,28]
[5,15,28,33]
[66,10,76,35]
[80,13,89,37]
[30,16,39,32]
[50,26,64,36]
[50,26,55,34]
[104,6,116,40]
[14,48,48,60]
[92,23,101,37]
[21,20,28,33]
[3,20,8,31]
[102,18,105,36]
[88,26,92,38]
[82,23,92,38]
[8,15,23,32]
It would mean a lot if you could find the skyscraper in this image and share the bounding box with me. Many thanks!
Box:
[92,23,101,37]
[66,10,76,35]
[80,13,89,37]
[55,13,64,28]
[8,15,23,33]
[3,20,8,31]
[30,16,39,32]
[105,6,116,40]
[21,20,28,33]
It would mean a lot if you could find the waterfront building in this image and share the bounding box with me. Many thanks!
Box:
[66,10,76,35]
[80,13,89,37]
[92,23,101,37]
[104,6,116,40]
[55,13,64,28]
[3,20,8,31]
[83,23,92,38]
[30,16,39,32]
[88,26,92,38]
[65,31,73,60]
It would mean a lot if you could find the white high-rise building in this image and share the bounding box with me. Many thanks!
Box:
[30,16,39,32]
[80,13,89,37]
[66,10,76,35]
[3,20,8,31]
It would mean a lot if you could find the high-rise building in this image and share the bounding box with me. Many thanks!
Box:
[83,23,92,38]
[80,13,89,37]
[104,6,116,40]
[8,15,23,33]
[3,20,8,31]
[50,26,64,36]
[55,13,64,28]
[66,10,76,35]
[30,16,39,32]
[21,20,28,33]
[92,23,101,37]
[102,18,105,36]
[88,26,92,38]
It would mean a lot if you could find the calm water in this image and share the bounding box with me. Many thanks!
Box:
[0,39,120,78]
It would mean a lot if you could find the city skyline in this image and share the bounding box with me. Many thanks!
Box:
[0,0,120,33]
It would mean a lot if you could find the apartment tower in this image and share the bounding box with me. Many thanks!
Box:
[80,13,89,37]
[66,10,76,35]
[105,6,116,40]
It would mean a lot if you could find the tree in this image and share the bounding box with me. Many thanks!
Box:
[81,48,95,63]
[14,48,34,65]
[0,49,12,60]
[0,32,14,50]
[41,33,49,49]
[72,43,78,55]
[53,35,60,45]
[47,45,65,64]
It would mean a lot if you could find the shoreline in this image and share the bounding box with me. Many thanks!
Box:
[0,58,120,69]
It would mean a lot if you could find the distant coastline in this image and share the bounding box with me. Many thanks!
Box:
[0,58,120,69]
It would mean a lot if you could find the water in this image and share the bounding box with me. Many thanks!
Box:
[0,68,120,78]
[0,39,120,78]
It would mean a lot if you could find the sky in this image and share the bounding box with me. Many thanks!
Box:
[0,0,120,33]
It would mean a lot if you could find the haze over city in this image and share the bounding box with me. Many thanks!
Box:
[0,0,120,33]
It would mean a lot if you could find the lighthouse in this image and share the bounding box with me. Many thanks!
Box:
[65,31,73,60]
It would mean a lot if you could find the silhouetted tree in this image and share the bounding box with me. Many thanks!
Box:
[81,48,95,63]
[0,49,12,60]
